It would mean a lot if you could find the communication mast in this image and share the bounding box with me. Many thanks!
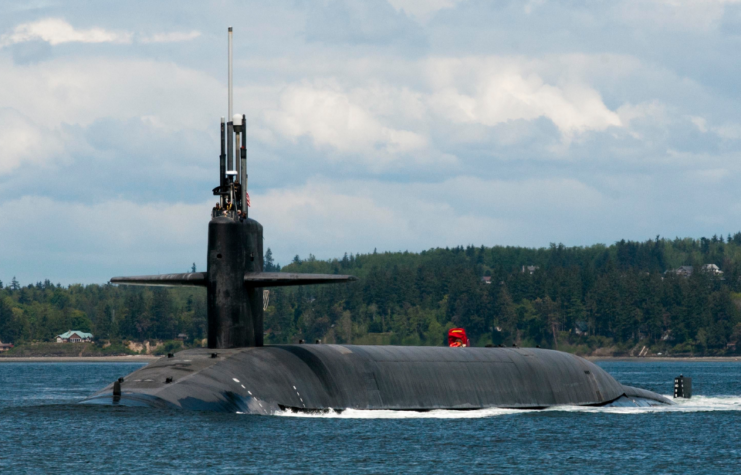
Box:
[214,27,248,217]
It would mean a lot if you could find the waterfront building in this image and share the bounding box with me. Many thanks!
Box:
[56,330,93,343]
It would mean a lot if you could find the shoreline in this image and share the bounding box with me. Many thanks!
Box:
[587,356,741,362]
[0,354,739,362]
[0,355,160,362]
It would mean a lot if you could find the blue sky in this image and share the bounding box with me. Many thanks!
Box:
[2,0,741,284]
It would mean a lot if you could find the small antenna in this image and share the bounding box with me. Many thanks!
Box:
[242,113,247,216]
[219,117,225,207]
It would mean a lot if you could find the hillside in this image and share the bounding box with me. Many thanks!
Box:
[2,233,741,356]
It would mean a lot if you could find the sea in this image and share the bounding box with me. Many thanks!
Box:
[0,360,739,474]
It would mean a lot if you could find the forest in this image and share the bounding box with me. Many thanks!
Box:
[2,233,741,356]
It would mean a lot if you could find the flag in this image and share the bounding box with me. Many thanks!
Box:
[245,191,251,207]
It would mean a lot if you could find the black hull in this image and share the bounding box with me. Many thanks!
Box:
[82,345,672,413]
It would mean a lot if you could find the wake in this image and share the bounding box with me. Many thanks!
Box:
[273,395,741,419]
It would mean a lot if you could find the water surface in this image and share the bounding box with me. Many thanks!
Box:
[0,360,739,474]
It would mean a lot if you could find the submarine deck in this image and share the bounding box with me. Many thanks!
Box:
[83,344,672,412]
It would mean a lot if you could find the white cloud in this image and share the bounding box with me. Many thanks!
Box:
[0,108,65,175]
[714,123,741,140]
[0,55,224,181]
[262,82,432,167]
[690,115,708,133]
[0,177,608,281]
[616,101,668,136]
[0,196,210,283]
[253,176,608,261]
[523,0,547,15]
[618,0,741,31]
[386,0,464,21]
[140,31,202,44]
[0,18,132,47]
[0,55,222,131]
[0,18,202,48]
[260,56,623,160]
[424,58,622,139]
[3,1,741,286]
[688,115,741,140]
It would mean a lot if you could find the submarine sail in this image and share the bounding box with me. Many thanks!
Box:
[83,28,671,412]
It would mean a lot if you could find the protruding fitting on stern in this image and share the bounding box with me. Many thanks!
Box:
[113,378,123,397]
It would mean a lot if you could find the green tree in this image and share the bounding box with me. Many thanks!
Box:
[265,248,275,272]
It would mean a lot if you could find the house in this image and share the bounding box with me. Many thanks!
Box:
[56,330,93,343]
[666,266,693,277]
[0,341,13,352]
[702,264,723,275]
[175,333,188,341]
[522,265,539,275]
[481,276,492,284]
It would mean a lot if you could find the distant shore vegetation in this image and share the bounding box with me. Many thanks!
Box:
[3,234,741,357]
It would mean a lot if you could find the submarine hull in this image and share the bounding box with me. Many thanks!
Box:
[82,345,672,412]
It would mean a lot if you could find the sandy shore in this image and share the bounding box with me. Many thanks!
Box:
[0,356,160,362]
[587,356,741,362]
[0,354,739,363]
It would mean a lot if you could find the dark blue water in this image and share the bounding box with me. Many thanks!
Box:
[1,360,740,474]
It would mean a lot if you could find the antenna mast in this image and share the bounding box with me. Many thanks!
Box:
[214,27,247,216]
[228,27,233,121]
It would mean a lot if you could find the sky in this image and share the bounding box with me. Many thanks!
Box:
[2,0,741,285]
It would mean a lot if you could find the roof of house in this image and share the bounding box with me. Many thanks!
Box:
[57,330,93,339]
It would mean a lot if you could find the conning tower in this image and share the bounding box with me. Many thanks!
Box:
[110,28,356,349]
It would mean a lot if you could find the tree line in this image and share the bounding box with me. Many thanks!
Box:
[3,233,741,355]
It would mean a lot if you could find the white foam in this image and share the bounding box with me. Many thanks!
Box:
[573,395,741,415]
[275,407,525,419]
[271,396,741,419]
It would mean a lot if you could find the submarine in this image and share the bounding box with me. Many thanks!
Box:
[82,28,672,413]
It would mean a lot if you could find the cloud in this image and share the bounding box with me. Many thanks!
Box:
[0,54,221,189]
[0,196,210,284]
[689,115,741,140]
[253,176,607,262]
[2,0,741,284]
[424,57,623,139]
[0,55,221,130]
[4,165,740,284]
[617,0,741,31]
[139,31,202,44]
[0,108,65,175]
[386,0,464,22]
[0,18,132,47]
[0,18,202,49]
[0,176,608,282]
[304,0,427,49]
[260,56,623,164]
[262,81,432,168]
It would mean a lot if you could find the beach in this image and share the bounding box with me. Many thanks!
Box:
[0,355,160,362]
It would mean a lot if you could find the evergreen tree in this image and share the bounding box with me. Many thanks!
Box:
[265,248,275,272]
